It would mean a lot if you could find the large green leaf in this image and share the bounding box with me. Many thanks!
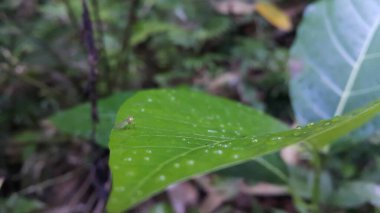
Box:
[290,0,380,139]
[49,92,133,147]
[107,89,380,212]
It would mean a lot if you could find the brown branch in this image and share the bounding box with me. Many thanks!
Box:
[81,0,99,141]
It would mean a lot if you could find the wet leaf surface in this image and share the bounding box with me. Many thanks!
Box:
[108,89,380,212]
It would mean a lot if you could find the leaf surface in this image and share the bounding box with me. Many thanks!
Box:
[108,89,380,212]
[290,0,380,139]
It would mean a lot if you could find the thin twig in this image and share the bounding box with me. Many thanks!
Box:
[18,170,77,195]
[90,0,112,93]
[68,171,93,206]
[62,0,80,31]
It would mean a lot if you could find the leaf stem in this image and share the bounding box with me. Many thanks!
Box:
[306,144,322,213]
[254,157,288,183]
[255,157,310,213]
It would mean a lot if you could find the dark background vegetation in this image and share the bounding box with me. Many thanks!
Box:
[1,0,379,212]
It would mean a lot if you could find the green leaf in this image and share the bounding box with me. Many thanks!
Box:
[0,194,44,213]
[131,21,176,46]
[49,92,133,147]
[107,89,380,212]
[331,181,380,208]
[290,0,380,139]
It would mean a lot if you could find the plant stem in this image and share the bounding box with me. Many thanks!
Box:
[62,0,80,31]
[81,0,99,142]
[308,144,322,213]
[90,0,112,93]
[255,157,288,183]
[255,157,310,213]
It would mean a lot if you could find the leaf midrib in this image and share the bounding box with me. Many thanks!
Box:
[334,15,380,116]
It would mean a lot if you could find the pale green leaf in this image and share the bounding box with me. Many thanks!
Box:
[290,0,380,139]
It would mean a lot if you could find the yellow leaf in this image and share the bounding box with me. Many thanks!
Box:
[255,2,292,31]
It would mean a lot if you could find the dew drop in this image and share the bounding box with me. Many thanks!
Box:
[141,108,145,112]
[307,122,315,127]
[251,138,258,143]
[174,163,180,168]
[159,175,166,181]
[271,136,283,141]
[324,122,331,126]
[146,150,152,154]
[126,171,135,176]
[293,132,301,137]
[116,186,125,192]
[204,149,209,153]
[187,160,195,165]
[296,126,302,130]
[215,150,223,155]
[124,157,132,162]
[208,129,218,133]
[147,98,153,102]
[144,157,150,161]
[233,154,240,159]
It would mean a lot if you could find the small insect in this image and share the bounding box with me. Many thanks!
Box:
[115,116,135,129]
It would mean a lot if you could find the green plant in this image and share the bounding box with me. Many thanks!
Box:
[106,89,380,212]
[103,0,380,212]
[4,0,380,212]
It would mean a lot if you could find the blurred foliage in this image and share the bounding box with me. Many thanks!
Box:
[0,194,44,213]
[0,0,290,136]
